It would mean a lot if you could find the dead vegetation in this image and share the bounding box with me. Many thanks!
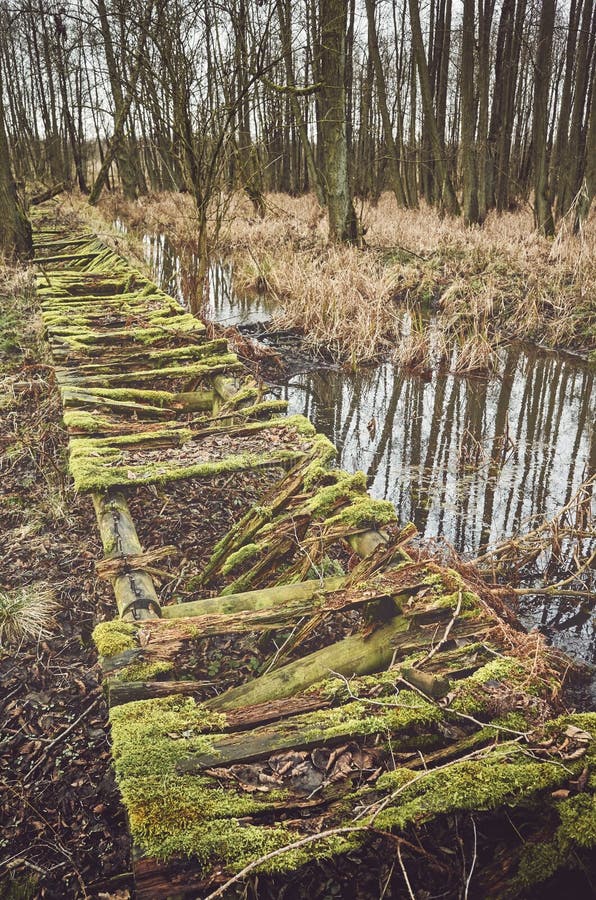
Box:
[97,190,596,366]
[0,261,133,898]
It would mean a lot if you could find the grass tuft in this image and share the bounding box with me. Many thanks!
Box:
[0,586,59,647]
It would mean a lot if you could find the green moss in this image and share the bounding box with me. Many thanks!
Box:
[221,543,260,575]
[422,567,465,596]
[108,695,309,866]
[63,409,114,433]
[69,445,305,493]
[434,589,480,612]
[303,435,337,476]
[110,695,226,780]
[449,657,530,715]
[557,793,596,848]
[322,497,397,530]
[84,387,179,406]
[93,620,137,657]
[227,399,289,419]
[373,747,568,831]
[304,470,368,518]
[76,354,241,388]
[112,660,174,682]
[303,693,443,745]
[516,793,596,888]
[375,768,417,792]
[516,839,565,888]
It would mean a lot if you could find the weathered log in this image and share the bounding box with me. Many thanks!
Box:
[162,576,345,619]
[92,491,161,620]
[107,679,212,706]
[177,702,395,772]
[205,617,485,711]
[30,182,68,205]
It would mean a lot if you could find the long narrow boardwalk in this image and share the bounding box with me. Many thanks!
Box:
[32,205,595,899]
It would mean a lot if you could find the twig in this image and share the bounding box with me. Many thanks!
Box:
[419,590,462,663]
[463,816,477,900]
[202,826,366,900]
[24,696,102,782]
[397,842,416,900]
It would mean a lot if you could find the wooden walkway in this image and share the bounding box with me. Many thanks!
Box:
[32,207,596,899]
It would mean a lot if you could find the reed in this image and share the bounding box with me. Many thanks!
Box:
[96,190,596,365]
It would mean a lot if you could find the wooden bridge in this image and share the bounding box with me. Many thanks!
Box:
[31,203,595,899]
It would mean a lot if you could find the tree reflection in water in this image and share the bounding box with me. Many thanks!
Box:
[283,351,595,664]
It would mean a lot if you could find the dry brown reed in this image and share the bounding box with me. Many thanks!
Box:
[97,190,596,365]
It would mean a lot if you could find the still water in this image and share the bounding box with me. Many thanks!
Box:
[127,224,596,665]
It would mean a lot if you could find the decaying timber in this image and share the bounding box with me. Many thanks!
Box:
[32,206,596,900]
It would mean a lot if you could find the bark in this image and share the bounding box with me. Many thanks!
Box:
[95,0,142,199]
[319,0,358,241]
[460,0,479,224]
[477,0,495,220]
[408,0,460,215]
[574,57,596,228]
[206,615,483,710]
[364,0,407,207]
[556,0,594,218]
[275,0,325,205]
[0,91,32,259]
[532,0,556,235]
[89,0,154,206]
[92,492,161,620]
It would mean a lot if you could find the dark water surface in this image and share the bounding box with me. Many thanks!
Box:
[125,224,595,666]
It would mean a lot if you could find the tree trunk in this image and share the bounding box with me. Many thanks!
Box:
[365,0,407,207]
[532,0,555,235]
[408,0,460,215]
[574,57,596,228]
[477,0,495,220]
[319,0,358,242]
[276,0,325,205]
[460,0,479,223]
[95,0,141,199]
[0,92,32,259]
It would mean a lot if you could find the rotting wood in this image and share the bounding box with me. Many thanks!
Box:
[204,618,485,710]
[92,491,161,620]
[162,576,346,618]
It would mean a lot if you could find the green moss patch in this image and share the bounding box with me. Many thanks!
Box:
[93,620,137,657]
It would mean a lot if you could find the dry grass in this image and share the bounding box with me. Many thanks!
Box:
[96,189,596,365]
[0,586,59,647]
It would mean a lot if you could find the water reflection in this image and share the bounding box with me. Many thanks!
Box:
[140,231,274,326]
[283,352,594,552]
[126,220,595,664]
[281,352,595,662]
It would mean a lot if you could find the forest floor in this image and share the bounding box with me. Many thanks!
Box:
[97,190,596,366]
[0,268,133,900]
[0,221,288,899]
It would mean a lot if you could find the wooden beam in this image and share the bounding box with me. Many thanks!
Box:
[92,491,161,621]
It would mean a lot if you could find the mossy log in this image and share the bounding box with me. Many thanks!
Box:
[54,353,242,389]
[92,491,161,620]
[68,415,320,492]
[206,616,486,711]
[61,339,229,376]
[163,576,346,619]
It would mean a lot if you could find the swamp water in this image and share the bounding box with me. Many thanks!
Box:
[124,225,596,666]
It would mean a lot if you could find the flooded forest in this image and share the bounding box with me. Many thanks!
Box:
[1,0,595,898]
